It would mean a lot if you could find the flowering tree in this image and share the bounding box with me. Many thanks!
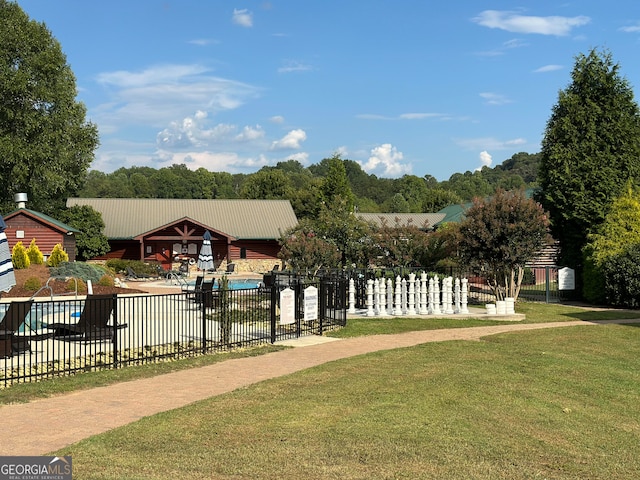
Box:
[369,217,431,268]
[278,220,341,274]
[456,189,551,301]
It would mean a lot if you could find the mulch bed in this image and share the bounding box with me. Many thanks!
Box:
[3,264,144,299]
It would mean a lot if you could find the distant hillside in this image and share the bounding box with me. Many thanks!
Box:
[77,151,541,219]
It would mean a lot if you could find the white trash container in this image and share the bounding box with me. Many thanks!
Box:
[485,303,497,315]
[496,300,507,315]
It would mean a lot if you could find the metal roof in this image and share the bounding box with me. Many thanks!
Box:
[3,208,81,233]
[357,213,446,229]
[66,198,298,240]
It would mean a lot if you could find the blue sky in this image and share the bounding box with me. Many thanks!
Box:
[16,1,640,181]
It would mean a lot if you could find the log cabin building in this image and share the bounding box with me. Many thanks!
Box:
[66,198,298,273]
[3,208,79,262]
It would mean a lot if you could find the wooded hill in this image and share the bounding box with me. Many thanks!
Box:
[78,151,540,220]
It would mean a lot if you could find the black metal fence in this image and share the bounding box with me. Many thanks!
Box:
[1,277,347,388]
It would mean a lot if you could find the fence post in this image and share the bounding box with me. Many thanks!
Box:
[319,277,325,335]
[545,266,551,304]
[270,285,277,344]
[201,294,208,354]
[295,279,301,339]
[112,294,119,369]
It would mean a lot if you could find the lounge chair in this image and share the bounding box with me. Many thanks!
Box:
[194,280,214,306]
[226,263,236,274]
[183,275,204,294]
[49,294,127,341]
[0,300,53,358]
[126,266,151,280]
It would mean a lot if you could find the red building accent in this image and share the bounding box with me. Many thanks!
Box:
[2,209,77,262]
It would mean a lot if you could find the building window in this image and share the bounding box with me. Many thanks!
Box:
[240,247,247,259]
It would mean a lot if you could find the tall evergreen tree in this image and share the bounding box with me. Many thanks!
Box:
[320,155,355,210]
[537,48,640,277]
[0,1,99,214]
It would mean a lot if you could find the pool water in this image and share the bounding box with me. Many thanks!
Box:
[186,278,263,290]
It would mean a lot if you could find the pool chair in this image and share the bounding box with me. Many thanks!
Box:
[194,280,215,306]
[126,266,151,280]
[49,294,127,341]
[183,275,204,294]
[0,300,53,358]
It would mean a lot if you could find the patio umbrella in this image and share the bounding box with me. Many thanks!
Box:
[197,230,214,271]
[0,215,16,294]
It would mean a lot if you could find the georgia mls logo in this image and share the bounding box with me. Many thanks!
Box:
[0,456,72,480]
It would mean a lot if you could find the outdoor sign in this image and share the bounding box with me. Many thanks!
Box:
[304,285,318,322]
[279,287,295,325]
[558,267,575,290]
[0,456,72,480]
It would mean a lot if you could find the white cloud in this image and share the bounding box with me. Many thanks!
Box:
[358,112,445,120]
[457,137,527,151]
[620,24,640,33]
[360,144,412,177]
[503,38,528,49]
[476,151,493,171]
[269,115,285,124]
[151,149,269,173]
[278,61,313,73]
[335,146,349,157]
[278,152,310,164]
[234,125,265,142]
[156,111,265,150]
[398,113,443,120]
[472,10,590,36]
[93,64,260,131]
[534,64,563,73]
[480,92,512,106]
[188,38,219,46]
[271,129,307,150]
[232,8,253,27]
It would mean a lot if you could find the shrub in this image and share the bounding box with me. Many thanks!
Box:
[50,261,105,284]
[11,242,30,269]
[105,259,158,276]
[98,275,115,287]
[105,258,128,274]
[583,183,640,303]
[67,278,87,293]
[23,276,42,292]
[47,244,69,267]
[26,238,44,265]
[601,244,640,308]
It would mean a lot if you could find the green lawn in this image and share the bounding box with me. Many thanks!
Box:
[49,304,640,479]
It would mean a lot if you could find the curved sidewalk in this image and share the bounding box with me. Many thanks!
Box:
[1,319,636,455]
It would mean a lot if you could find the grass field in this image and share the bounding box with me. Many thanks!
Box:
[43,303,640,479]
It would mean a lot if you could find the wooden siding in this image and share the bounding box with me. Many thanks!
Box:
[229,240,280,260]
[4,213,76,262]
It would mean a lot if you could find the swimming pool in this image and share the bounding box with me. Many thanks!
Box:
[184,278,263,290]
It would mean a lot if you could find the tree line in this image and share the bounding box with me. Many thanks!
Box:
[76,152,541,221]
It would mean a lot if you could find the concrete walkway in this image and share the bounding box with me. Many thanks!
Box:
[2,318,638,456]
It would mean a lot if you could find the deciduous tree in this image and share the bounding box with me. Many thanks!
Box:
[582,181,640,303]
[57,205,110,261]
[278,219,341,274]
[0,1,99,214]
[456,189,550,301]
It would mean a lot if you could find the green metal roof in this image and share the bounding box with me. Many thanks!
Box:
[4,208,81,233]
[66,198,298,240]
